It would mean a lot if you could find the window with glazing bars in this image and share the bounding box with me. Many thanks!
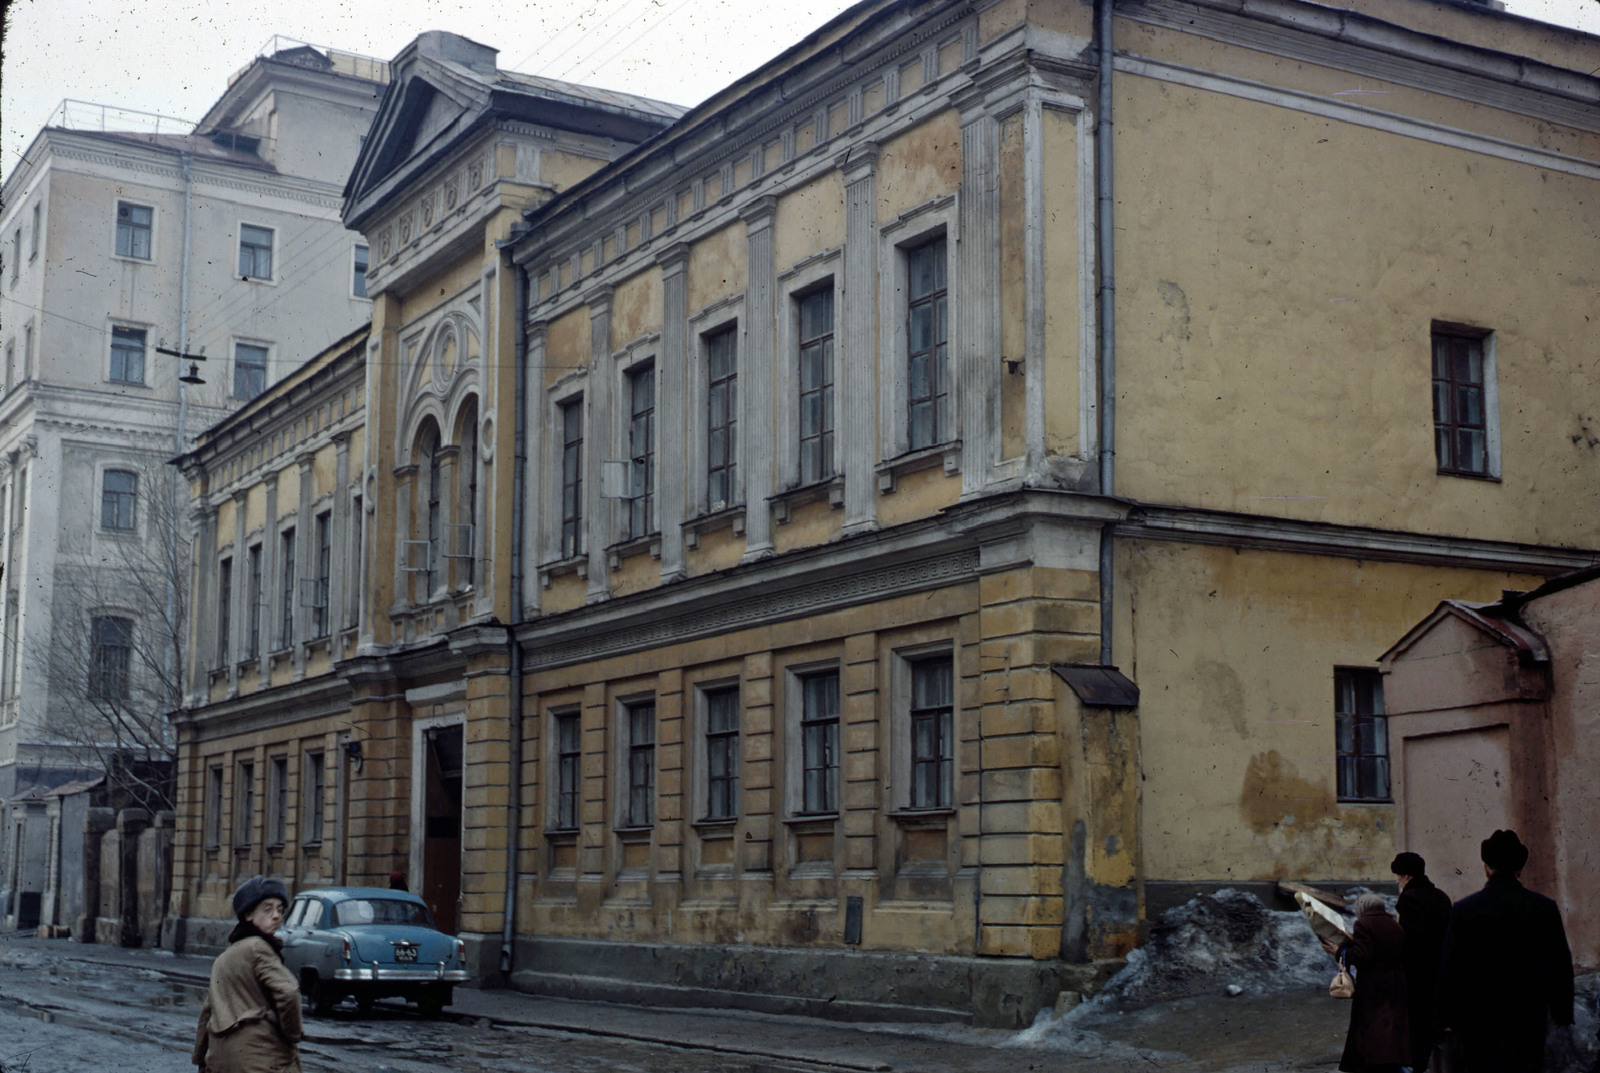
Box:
[205,766,224,848]
[626,364,655,539]
[704,688,740,821]
[110,327,146,384]
[235,761,255,847]
[909,655,954,809]
[906,237,949,450]
[560,399,584,559]
[101,470,137,531]
[89,616,133,700]
[216,557,232,666]
[705,328,737,510]
[1335,668,1389,802]
[1432,326,1490,477]
[425,433,442,594]
[798,288,835,484]
[625,701,656,827]
[239,224,273,279]
[268,756,288,845]
[116,202,152,260]
[234,343,267,399]
[312,511,331,638]
[304,751,325,844]
[799,671,839,814]
[553,711,580,830]
[278,528,296,650]
[246,544,262,658]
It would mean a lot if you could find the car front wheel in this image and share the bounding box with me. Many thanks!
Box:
[303,973,339,1016]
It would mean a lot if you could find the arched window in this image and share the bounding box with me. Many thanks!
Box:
[458,401,478,588]
[412,422,441,601]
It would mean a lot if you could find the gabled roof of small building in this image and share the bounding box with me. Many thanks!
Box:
[343,31,685,231]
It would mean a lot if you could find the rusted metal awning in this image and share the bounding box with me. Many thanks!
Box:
[1052,664,1140,708]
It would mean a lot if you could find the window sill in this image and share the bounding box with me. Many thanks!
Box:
[539,554,588,588]
[877,441,960,493]
[683,505,745,549]
[107,380,151,391]
[1336,798,1394,805]
[235,656,260,675]
[606,534,660,570]
[691,817,738,833]
[614,825,654,842]
[301,841,323,850]
[306,635,331,657]
[783,814,838,834]
[544,828,579,842]
[889,807,954,830]
[1436,468,1501,482]
[770,476,843,524]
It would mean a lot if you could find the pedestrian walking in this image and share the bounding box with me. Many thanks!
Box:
[1436,829,1574,1073]
[192,876,304,1073]
[1321,892,1410,1073]
[1392,851,1452,1071]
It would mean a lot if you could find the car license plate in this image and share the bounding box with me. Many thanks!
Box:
[394,945,418,962]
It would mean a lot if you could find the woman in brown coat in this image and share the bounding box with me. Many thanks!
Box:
[193,876,303,1073]
[1323,892,1410,1073]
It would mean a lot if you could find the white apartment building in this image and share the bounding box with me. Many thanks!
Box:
[0,42,387,925]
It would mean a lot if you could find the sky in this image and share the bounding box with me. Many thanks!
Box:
[2,0,1598,186]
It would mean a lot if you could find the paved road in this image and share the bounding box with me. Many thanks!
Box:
[0,935,1360,1073]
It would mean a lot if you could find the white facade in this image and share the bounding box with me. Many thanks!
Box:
[0,44,387,923]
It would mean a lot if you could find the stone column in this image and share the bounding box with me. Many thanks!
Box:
[656,246,690,583]
[956,108,1001,497]
[434,444,461,593]
[74,807,115,943]
[740,199,778,561]
[838,144,880,535]
[583,287,614,602]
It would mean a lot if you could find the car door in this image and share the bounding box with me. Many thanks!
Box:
[282,896,329,977]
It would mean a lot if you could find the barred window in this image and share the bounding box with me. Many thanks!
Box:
[797,288,835,484]
[1336,668,1389,802]
[704,688,740,821]
[908,655,954,810]
[89,616,133,700]
[906,237,949,450]
[799,671,840,815]
[625,700,656,827]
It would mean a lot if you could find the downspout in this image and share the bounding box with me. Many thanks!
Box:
[500,257,529,976]
[166,152,195,741]
[1096,0,1117,667]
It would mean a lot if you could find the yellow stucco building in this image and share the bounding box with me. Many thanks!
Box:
[170,1,1599,1024]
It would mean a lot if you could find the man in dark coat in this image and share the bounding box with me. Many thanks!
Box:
[1437,829,1575,1073]
[1393,851,1452,1071]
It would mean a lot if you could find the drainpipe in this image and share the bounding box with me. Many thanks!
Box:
[165,152,195,742]
[1096,0,1117,668]
[500,258,529,976]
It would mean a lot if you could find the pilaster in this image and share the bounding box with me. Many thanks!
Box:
[838,144,880,535]
[521,322,547,617]
[740,199,778,561]
[583,287,614,602]
[957,107,1001,498]
[656,246,691,583]
[332,432,352,638]
[293,452,314,681]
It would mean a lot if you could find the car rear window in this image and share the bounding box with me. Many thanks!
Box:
[332,898,433,927]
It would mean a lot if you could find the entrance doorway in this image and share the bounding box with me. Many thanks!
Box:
[420,724,463,936]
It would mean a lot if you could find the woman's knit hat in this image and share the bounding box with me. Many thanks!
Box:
[232,875,291,919]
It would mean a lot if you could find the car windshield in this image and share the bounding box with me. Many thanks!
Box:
[332,898,432,927]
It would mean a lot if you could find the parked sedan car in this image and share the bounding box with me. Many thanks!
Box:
[280,887,468,1016]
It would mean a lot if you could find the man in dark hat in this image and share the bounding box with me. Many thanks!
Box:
[1392,851,1452,1071]
[1437,830,1574,1072]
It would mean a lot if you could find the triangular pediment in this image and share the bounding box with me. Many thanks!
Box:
[342,34,499,226]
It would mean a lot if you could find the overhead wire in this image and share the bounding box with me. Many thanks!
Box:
[549,0,697,86]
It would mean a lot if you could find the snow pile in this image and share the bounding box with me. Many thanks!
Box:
[1088,889,1332,1011]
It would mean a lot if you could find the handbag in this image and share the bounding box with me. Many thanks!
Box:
[1329,954,1355,1000]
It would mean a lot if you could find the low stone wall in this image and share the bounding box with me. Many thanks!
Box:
[507,936,1122,1027]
